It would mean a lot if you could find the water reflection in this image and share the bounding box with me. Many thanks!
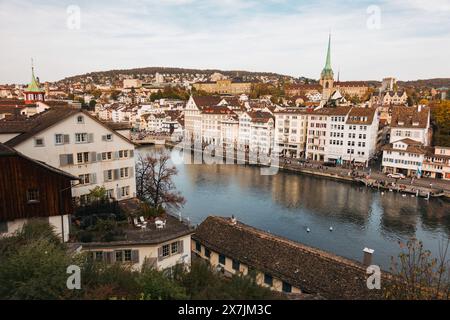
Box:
[138,147,450,269]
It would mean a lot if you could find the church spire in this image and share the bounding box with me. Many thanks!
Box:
[321,34,334,80]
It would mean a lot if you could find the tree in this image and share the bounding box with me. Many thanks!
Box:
[136,149,185,212]
[89,186,108,202]
[0,221,74,299]
[384,239,450,300]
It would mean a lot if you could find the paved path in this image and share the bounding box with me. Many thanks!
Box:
[278,157,450,193]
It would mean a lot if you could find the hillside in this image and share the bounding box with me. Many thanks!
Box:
[59,66,294,83]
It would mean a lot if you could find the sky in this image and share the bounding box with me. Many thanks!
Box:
[0,0,449,84]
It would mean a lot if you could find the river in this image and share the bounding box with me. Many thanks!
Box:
[138,146,450,270]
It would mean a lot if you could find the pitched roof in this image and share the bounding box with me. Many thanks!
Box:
[3,107,137,147]
[193,216,383,299]
[312,106,352,116]
[346,107,377,125]
[247,111,273,123]
[192,96,222,108]
[382,138,427,154]
[391,106,429,129]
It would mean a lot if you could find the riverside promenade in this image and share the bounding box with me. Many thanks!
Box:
[163,141,450,200]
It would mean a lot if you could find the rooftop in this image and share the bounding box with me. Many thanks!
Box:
[193,216,384,300]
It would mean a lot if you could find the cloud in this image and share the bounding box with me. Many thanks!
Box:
[0,0,449,83]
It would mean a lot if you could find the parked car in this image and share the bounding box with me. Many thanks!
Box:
[387,173,406,179]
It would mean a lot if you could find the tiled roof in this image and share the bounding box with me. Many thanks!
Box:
[193,216,384,299]
[3,107,137,147]
[346,107,377,125]
[193,96,222,108]
[312,106,352,116]
[247,111,273,123]
[391,106,429,129]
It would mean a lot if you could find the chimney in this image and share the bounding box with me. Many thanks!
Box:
[363,248,374,266]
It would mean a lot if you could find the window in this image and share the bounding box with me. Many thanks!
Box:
[106,189,114,199]
[102,152,112,161]
[195,240,202,253]
[77,115,84,124]
[162,244,170,257]
[124,250,132,262]
[120,186,130,197]
[102,134,113,141]
[77,152,89,164]
[171,242,179,254]
[26,189,39,203]
[105,170,113,181]
[79,174,90,185]
[264,274,273,286]
[75,133,88,143]
[55,134,64,145]
[282,282,292,293]
[120,167,129,178]
[34,138,44,147]
[232,259,240,271]
[219,254,226,265]
[205,248,211,258]
[93,251,103,261]
[115,251,123,262]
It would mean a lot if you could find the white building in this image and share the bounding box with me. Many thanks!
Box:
[201,106,234,144]
[274,109,308,158]
[184,96,221,141]
[382,138,425,177]
[389,106,430,146]
[1,107,137,204]
[248,111,274,155]
[306,107,379,165]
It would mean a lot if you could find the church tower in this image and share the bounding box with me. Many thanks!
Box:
[319,35,334,103]
[23,60,45,104]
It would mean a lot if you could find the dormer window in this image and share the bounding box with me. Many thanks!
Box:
[412,121,419,126]
[398,121,404,126]
[77,115,84,124]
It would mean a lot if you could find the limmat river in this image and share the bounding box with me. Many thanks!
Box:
[138,146,450,270]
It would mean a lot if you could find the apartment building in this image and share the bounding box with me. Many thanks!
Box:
[248,111,274,155]
[201,106,235,145]
[306,107,379,165]
[1,107,137,204]
[389,105,430,145]
[274,109,308,158]
[382,138,425,177]
[184,96,221,141]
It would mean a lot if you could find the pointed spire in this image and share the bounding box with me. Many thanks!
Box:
[26,58,44,92]
[324,34,332,70]
[321,34,334,80]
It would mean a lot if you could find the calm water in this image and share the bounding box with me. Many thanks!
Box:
[138,146,450,270]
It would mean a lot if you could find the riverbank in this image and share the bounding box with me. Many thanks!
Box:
[163,141,450,200]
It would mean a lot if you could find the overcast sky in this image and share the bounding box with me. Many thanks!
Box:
[0,0,449,84]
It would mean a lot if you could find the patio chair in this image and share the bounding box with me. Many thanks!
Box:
[139,216,148,226]
[133,218,144,229]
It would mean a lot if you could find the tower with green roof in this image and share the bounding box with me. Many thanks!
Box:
[23,60,45,104]
[320,34,335,103]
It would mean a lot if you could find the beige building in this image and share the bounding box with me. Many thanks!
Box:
[193,79,252,95]
[274,109,308,158]
[79,214,195,271]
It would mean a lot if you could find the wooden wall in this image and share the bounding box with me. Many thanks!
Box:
[0,155,74,222]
